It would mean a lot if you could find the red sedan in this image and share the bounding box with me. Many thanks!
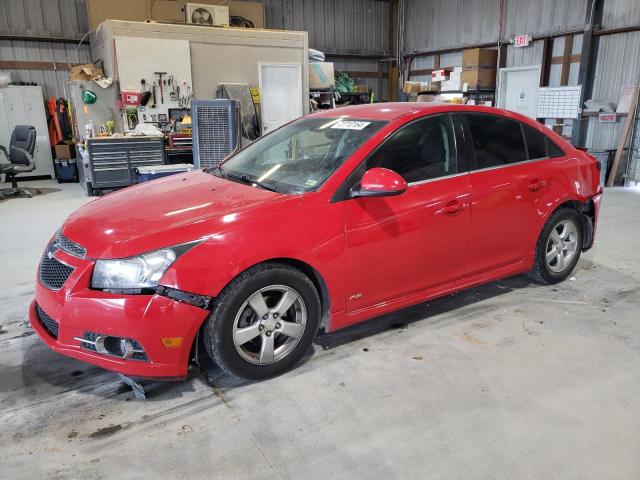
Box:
[31,104,602,380]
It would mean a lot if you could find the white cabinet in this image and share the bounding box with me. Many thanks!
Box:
[0,86,53,178]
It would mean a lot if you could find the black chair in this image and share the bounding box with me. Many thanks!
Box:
[0,125,40,199]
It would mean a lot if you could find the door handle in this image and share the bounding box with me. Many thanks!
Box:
[528,179,547,191]
[442,200,465,215]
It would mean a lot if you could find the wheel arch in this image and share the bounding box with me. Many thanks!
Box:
[189,256,331,370]
[543,198,596,250]
[259,257,331,331]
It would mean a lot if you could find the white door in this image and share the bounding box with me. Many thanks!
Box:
[498,66,541,119]
[259,63,303,134]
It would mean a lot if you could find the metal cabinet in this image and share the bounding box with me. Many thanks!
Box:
[86,136,164,194]
[0,86,54,178]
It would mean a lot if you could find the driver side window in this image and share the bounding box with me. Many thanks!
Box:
[366,114,457,183]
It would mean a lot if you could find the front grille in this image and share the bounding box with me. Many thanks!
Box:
[36,305,59,338]
[39,254,75,290]
[55,232,86,258]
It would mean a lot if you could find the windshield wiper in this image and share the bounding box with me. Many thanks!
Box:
[219,168,279,192]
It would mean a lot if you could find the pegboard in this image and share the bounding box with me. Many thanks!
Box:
[537,85,582,119]
[114,36,193,129]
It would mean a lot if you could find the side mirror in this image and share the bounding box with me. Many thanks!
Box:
[351,167,408,198]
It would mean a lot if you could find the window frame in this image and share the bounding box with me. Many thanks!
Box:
[460,112,566,173]
[331,113,467,202]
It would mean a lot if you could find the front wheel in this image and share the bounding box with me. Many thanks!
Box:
[203,263,320,380]
[530,207,583,284]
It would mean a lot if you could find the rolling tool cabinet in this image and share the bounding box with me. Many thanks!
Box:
[84,136,164,195]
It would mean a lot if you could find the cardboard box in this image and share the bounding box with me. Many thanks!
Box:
[461,68,496,88]
[70,64,104,81]
[353,84,370,93]
[54,141,76,160]
[462,48,498,70]
[86,0,266,30]
[403,80,439,95]
[309,62,335,89]
[403,81,419,94]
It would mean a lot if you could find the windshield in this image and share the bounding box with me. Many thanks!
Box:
[210,117,387,194]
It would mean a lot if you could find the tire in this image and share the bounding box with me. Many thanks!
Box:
[203,263,321,380]
[529,207,583,284]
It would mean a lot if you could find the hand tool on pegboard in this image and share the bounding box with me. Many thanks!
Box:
[155,72,167,104]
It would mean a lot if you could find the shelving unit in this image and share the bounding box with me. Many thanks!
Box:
[416,86,496,105]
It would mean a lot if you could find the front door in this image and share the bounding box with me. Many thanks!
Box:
[344,114,471,312]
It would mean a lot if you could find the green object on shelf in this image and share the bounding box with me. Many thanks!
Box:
[335,71,354,94]
[82,89,97,104]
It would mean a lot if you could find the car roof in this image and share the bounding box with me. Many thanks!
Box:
[309,102,531,123]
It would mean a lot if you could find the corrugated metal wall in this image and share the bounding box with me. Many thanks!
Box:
[403,0,640,153]
[259,0,389,54]
[404,0,588,52]
[404,0,500,52]
[502,0,587,37]
[586,31,640,150]
[256,0,390,99]
[0,0,90,98]
[0,0,390,99]
[1,0,639,147]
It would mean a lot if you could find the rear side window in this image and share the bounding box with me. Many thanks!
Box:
[547,138,565,158]
[366,114,457,183]
[466,114,527,169]
[523,125,548,160]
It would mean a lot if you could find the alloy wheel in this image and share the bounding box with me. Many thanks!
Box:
[232,285,307,365]
[545,219,579,273]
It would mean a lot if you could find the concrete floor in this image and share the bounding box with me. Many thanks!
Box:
[1,180,639,480]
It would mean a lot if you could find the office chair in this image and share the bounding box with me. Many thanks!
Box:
[0,125,40,200]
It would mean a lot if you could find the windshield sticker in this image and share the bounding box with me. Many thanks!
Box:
[305,179,318,186]
[331,120,371,130]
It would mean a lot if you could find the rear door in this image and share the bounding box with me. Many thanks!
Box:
[462,113,562,275]
[344,114,471,312]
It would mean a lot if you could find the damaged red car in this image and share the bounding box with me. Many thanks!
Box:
[31,103,602,380]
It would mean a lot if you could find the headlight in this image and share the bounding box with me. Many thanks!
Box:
[92,249,177,289]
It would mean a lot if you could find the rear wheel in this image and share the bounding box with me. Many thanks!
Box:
[203,263,320,380]
[530,207,583,284]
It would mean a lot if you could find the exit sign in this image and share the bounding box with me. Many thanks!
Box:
[514,34,531,47]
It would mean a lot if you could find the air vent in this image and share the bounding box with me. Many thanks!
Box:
[192,99,241,169]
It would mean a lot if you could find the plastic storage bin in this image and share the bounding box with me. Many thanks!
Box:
[135,163,194,183]
[53,158,79,183]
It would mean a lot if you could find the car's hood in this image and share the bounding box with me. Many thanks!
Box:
[62,170,301,258]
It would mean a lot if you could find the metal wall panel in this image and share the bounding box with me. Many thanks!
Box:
[505,41,543,67]
[502,0,587,38]
[260,0,389,54]
[0,0,90,98]
[601,0,640,29]
[0,0,88,38]
[404,0,500,52]
[586,31,640,150]
[0,40,91,98]
[402,0,587,55]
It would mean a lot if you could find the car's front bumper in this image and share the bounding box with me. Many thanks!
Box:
[31,247,209,379]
